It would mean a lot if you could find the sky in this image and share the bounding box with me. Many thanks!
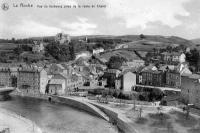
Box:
[0,0,200,39]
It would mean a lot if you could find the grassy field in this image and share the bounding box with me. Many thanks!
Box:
[0,43,19,50]
[100,49,142,61]
[125,107,200,133]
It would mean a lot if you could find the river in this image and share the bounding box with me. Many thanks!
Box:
[0,96,117,133]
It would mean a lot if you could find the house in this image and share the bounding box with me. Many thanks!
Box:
[48,78,66,95]
[177,62,192,75]
[136,67,145,85]
[32,41,44,53]
[92,48,104,55]
[103,69,121,89]
[181,74,200,108]
[141,70,164,87]
[161,52,184,64]
[158,62,192,88]
[142,64,158,71]
[49,72,84,94]
[161,52,171,62]
[171,52,181,62]
[159,65,175,72]
[0,68,11,87]
[159,65,180,88]
[121,71,137,92]
[17,66,48,94]
[48,63,66,75]
[121,60,145,71]
[115,78,122,90]
[166,70,181,88]
[139,65,160,86]
[75,51,92,60]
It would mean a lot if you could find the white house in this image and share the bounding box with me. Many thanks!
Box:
[92,48,104,55]
[39,69,48,94]
[121,71,137,92]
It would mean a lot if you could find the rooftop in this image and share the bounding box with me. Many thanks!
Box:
[49,79,65,85]
[142,69,162,74]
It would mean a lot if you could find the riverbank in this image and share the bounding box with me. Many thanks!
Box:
[11,93,131,133]
[9,92,200,133]
[49,95,136,133]
[0,108,42,133]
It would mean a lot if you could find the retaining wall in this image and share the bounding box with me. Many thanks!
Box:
[49,95,109,121]
[12,93,136,133]
[89,102,136,133]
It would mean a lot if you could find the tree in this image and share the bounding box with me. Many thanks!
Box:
[107,56,127,69]
[186,48,199,72]
[13,44,32,56]
[11,38,15,43]
[69,42,75,60]
[139,34,145,40]
[45,42,72,62]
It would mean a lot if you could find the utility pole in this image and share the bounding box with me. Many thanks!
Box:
[139,106,143,118]
[132,93,136,111]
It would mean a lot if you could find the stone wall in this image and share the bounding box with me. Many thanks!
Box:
[89,102,136,133]
[49,95,109,121]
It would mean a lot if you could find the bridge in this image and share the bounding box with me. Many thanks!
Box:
[0,87,15,96]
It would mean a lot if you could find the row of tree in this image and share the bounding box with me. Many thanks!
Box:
[45,42,75,62]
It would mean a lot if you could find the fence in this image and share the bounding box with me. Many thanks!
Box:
[87,96,152,105]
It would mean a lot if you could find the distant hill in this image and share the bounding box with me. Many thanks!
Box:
[0,43,19,52]
[16,34,197,50]
[30,34,194,44]
[190,38,200,50]
[117,35,194,46]
[99,49,142,62]
[191,38,200,44]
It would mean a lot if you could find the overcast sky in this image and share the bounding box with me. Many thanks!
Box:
[0,0,200,39]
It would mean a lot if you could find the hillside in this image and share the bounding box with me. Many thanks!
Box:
[0,43,19,52]
[116,35,194,45]
[99,49,142,62]
[191,38,200,44]
[1,34,196,52]
[98,35,196,61]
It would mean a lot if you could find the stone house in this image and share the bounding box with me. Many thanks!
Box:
[48,72,84,94]
[141,70,164,87]
[48,78,66,95]
[17,67,48,94]
[165,70,181,88]
[48,64,65,75]
[0,68,12,87]
[181,74,200,108]
[161,52,185,65]
[103,69,121,89]
[32,41,44,53]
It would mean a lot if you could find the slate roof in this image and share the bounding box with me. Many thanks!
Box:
[49,79,65,85]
